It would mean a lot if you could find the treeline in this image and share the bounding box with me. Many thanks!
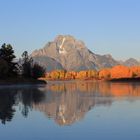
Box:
[0,43,45,79]
[45,70,98,80]
[44,65,140,80]
[99,65,140,80]
[1,43,140,81]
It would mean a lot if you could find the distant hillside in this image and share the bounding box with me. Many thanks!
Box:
[122,58,140,67]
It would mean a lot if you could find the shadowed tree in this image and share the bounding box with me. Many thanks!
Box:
[32,63,46,79]
[0,59,9,78]
[21,51,45,79]
[0,43,18,77]
[21,51,33,78]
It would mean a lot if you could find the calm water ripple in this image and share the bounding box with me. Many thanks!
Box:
[0,81,140,140]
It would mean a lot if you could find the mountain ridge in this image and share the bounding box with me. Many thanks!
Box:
[31,35,140,71]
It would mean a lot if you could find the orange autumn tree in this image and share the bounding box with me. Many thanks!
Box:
[49,70,60,79]
[76,70,97,79]
[59,70,66,79]
[99,68,111,79]
[65,71,77,79]
[44,65,140,80]
[47,70,66,80]
[110,65,133,79]
[87,70,97,79]
[76,71,88,79]
[130,66,140,78]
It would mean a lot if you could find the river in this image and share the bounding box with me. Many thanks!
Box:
[0,81,140,139]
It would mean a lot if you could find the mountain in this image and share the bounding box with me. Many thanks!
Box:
[33,56,64,71]
[31,35,120,71]
[32,35,140,71]
[122,58,140,67]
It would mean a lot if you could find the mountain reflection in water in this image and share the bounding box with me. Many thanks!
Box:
[0,81,140,125]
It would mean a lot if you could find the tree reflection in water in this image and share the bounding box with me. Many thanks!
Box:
[0,81,140,125]
[0,89,16,124]
[0,86,45,124]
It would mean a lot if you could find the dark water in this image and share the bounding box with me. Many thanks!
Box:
[0,81,140,140]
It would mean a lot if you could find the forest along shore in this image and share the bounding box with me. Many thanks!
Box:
[42,65,140,82]
[0,44,46,85]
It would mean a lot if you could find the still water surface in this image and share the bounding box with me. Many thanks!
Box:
[0,81,140,140]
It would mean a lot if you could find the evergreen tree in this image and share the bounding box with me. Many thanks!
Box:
[21,51,33,78]
[21,51,45,79]
[32,63,46,79]
[0,43,17,77]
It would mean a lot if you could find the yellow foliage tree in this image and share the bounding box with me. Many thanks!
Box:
[110,65,133,79]
[99,69,111,79]
[130,66,140,77]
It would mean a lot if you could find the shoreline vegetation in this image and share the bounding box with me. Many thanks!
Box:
[110,77,140,82]
[41,65,140,82]
[0,44,46,86]
[1,43,140,85]
[40,77,140,83]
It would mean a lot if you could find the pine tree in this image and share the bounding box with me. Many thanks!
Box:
[0,43,17,77]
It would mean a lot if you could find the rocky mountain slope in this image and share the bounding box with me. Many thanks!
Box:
[31,35,139,71]
[122,58,140,67]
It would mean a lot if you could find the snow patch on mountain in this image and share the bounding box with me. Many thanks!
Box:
[59,37,67,54]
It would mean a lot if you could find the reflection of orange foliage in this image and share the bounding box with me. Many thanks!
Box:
[50,84,65,92]
[47,81,140,98]
[99,82,140,97]
[110,83,140,97]
[98,82,111,96]
[110,65,133,79]
[110,84,132,96]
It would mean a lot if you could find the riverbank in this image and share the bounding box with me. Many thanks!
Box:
[0,78,47,86]
[40,77,140,83]
[109,77,140,82]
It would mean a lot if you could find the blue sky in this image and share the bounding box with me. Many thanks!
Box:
[0,0,140,60]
